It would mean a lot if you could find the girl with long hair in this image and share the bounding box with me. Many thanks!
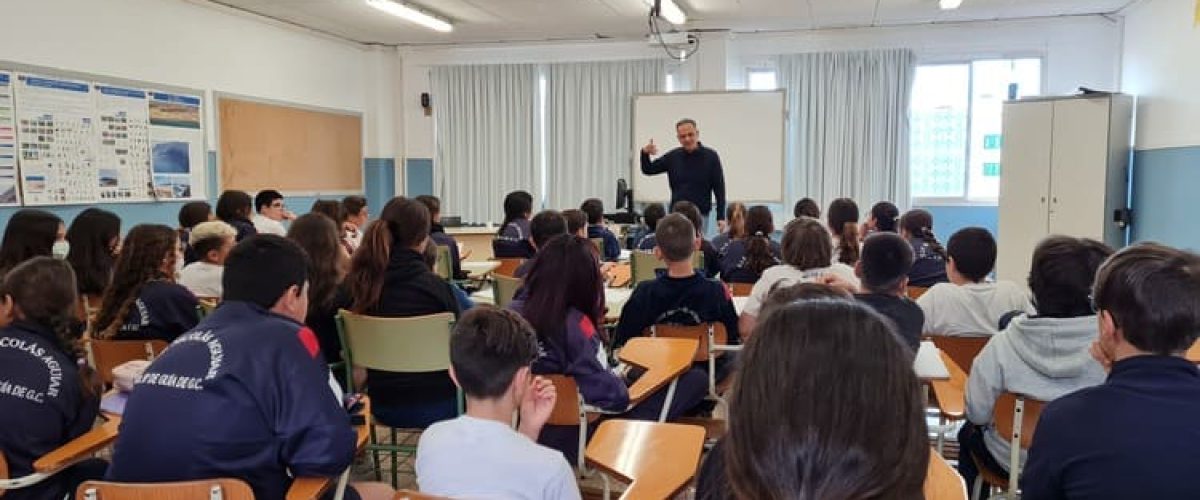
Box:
[66,208,122,296]
[492,190,536,258]
[94,224,198,342]
[865,201,900,236]
[899,209,949,287]
[215,190,256,242]
[827,198,861,266]
[719,205,781,284]
[712,202,747,254]
[288,213,353,366]
[0,209,66,277]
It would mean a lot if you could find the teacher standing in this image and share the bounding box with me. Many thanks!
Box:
[640,118,728,232]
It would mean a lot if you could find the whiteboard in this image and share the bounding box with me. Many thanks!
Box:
[632,91,785,204]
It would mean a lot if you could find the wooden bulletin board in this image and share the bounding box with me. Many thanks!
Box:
[218,96,362,193]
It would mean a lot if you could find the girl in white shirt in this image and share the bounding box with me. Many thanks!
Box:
[178,221,236,299]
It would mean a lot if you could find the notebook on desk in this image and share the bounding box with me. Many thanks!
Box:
[913,341,951,380]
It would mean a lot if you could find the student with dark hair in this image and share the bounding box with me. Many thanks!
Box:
[757,282,852,321]
[416,195,464,280]
[580,198,620,262]
[493,190,536,259]
[634,203,667,251]
[864,201,900,235]
[177,201,212,264]
[178,221,237,298]
[1021,243,1200,499]
[696,299,929,499]
[66,208,122,296]
[959,236,1112,493]
[827,198,860,266]
[562,209,587,238]
[342,195,369,251]
[107,235,394,500]
[0,258,106,500]
[671,201,721,279]
[288,213,353,368]
[0,209,66,277]
[252,189,295,236]
[310,199,344,224]
[513,210,568,278]
[416,308,579,499]
[711,202,747,254]
[346,197,462,428]
[94,224,198,343]
[854,233,923,351]
[718,205,781,284]
[917,227,1031,336]
[215,190,256,242]
[792,197,820,219]
[900,209,949,286]
[421,238,474,311]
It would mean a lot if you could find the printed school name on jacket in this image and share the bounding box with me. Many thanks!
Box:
[135,330,224,391]
[0,337,64,403]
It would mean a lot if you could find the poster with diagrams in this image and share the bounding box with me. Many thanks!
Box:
[148,91,205,200]
[94,85,153,202]
[0,72,18,205]
[14,73,99,205]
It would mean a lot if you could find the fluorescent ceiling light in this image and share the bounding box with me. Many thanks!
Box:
[366,0,453,32]
[644,0,688,25]
[939,0,963,9]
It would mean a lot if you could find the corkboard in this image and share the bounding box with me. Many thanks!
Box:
[218,97,362,193]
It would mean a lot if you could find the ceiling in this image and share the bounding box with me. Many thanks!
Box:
[205,0,1133,45]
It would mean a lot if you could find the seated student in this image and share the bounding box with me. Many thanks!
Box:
[854,233,924,351]
[719,205,781,284]
[827,198,861,266]
[562,209,587,238]
[94,225,199,343]
[1021,243,1200,499]
[514,210,568,278]
[251,189,295,236]
[215,190,257,242]
[711,202,747,255]
[0,258,107,500]
[739,217,861,335]
[792,197,820,219]
[634,203,666,251]
[696,299,928,499]
[346,197,462,428]
[106,235,394,500]
[581,198,620,262]
[0,209,66,277]
[509,235,707,464]
[917,227,1031,336]
[288,213,354,371]
[310,200,355,255]
[342,195,369,251]
[421,238,474,311]
[178,221,236,299]
[177,201,212,264]
[863,201,899,238]
[66,208,122,297]
[671,201,722,279]
[416,307,580,499]
[899,209,949,287]
[416,195,465,280]
[493,190,536,259]
[958,236,1112,493]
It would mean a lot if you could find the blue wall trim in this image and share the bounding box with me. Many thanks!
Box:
[915,205,999,242]
[364,158,396,219]
[1131,146,1200,251]
[405,158,433,198]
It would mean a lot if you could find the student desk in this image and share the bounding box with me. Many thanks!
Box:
[617,337,699,421]
[444,227,498,261]
[1187,339,1200,363]
[925,448,968,500]
[584,419,706,500]
[32,416,121,475]
[460,260,501,279]
[929,350,967,419]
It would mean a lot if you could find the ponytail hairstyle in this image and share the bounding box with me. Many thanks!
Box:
[900,209,946,260]
[726,202,747,239]
[348,197,430,313]
[827,198,860,266]
[94,224,179,340]
[870,201,900,233]
[743,206,778,277]
[497,190,533,236]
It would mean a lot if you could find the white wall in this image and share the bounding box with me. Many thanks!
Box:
[1121,0,1200,150]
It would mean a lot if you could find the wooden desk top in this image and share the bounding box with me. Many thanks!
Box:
[286,397,372,500]
[584,419,706,500]
[34,416,121,473]
[618,337,699,405]
[461,260,501,278]
[1187,339,1200,363]
[924,448,967,500]
[929,350,967,420]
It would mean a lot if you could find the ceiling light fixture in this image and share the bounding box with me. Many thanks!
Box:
[644,0,687,25]
[939,0,963,10]
[366,0,453,32]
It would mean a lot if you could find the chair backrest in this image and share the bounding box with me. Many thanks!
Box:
[590,238,604,258]
[647,323,728,363]
[491,258,524,278]
[630,251,662,285]
[195,297,219,320]
[993,392,1046,451]
[492,275,522,309]
[907,286,930,300]
[336,310,455,384]
[85,339,169,385]
[544,375,584,427]
[433,245,452,280]
[927,336,990,373]
[728,282,754,297]
[76,479,255,500]
[395,490,449,500]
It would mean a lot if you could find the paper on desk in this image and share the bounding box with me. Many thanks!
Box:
[913,341,950,380]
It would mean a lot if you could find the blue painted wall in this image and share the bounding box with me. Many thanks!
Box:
[1131,146,1200,251]
[916,205,999,242]
[405,158,434,198]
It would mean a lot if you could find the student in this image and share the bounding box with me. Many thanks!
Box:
[310,199,344,222]
[0,209,66,277]
[510,235,707,464]
[696,299,928,499]
[106,235,394,500]
[863,201,900,237]
[854,233,924,351]
[177,221,237,299]
[758,282,852,319]
[177,201,212,264]
[416,195,464,280]
[66,207,121,297]
[252,189,295,236]
[718,205,781,284]
[346,197,462,428]
[215,190,257,242]
[1021,243,1200,499]
[342,195,369,251]
[421,238,474,311]
[917,227,1031,336]
[672,201,722,279]
[827,198,860,266]
[514,210,568,278]
[739,217,861,335]
[93,224,199,343]
[0,257,107,500]
[493,190,536,259]
[634,203,666,251]
[581,198,620,262]
[792,197,820,219]
[899,209,949,287]
[416,307,579,500]
[959,236,1112,493]
[288,213,353,369]
[711,202,747,254]
[562,209,587,238]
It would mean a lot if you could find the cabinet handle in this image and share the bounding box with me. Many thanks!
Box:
[1041,197,1047,203]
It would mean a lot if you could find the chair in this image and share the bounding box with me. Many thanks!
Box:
[336,310,460,487]
[645,323,737,401]
[1,418,120,496]
[590,238,605,259]
[394,490,449,500]
[77,294,103,337]
[195,297,219,320]
[728,282,754,297]
[926,335,990,373]
[907,286,930,300]
[925,448,968,500]
[77,478,254,499]
[1187,338,1200,363]
[433,245,452,280]
[492,274,522,309]
[545,375,601,476]
[85,339,169,386]
[491,258,524,278]
[969,392,1046,500]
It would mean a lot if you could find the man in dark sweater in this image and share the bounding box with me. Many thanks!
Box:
[1020,243,1200,499]
[854,232,924,352]
[640,119,728,233]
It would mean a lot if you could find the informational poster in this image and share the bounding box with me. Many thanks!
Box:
[148,91,205,200]
[94,84,153,202]
[13,74,99,205]
[0,72,18,205]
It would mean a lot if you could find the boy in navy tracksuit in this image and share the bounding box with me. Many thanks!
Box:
[581,198,621,262]
[107,236,392,500]
[417,195,466,280]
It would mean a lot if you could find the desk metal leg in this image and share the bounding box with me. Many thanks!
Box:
[659,379,679,423]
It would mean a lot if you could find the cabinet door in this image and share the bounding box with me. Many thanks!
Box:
[997,100,1053,283]
[1049,97,1112,239]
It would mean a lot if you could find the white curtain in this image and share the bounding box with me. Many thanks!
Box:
[546,59,665,210]
[778,49,915,210]
[431,64,540,223]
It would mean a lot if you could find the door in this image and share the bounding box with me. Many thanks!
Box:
[997,100,1053,283]
[1048,97,1111,239]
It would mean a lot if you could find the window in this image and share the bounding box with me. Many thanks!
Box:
[665,73,675,93]
[747,70,777,91]
[910,58,1042,203]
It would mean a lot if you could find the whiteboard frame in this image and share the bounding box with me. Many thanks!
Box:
[630,89,788,205]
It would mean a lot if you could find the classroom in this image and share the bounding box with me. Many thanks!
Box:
[1,0,1198,498]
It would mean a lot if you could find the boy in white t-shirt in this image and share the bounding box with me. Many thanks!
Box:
[416,307,580,500]
[177,221,236,299]
[917,227,1031,336]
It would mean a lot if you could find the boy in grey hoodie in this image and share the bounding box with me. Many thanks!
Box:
[958,236,1114,493]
